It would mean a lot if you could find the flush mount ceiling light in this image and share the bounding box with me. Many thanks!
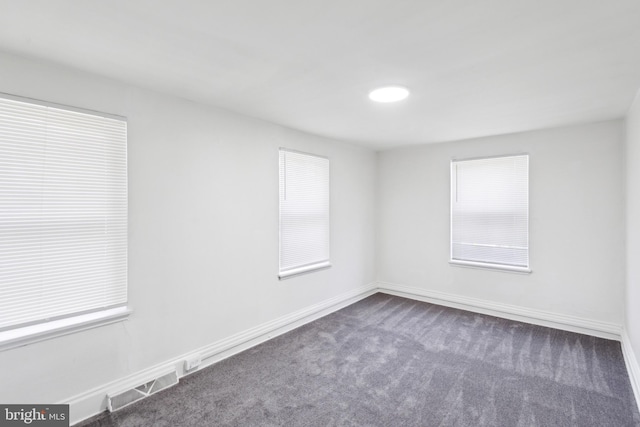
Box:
[368,86,409,103]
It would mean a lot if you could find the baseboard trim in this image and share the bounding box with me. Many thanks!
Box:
[377,281,622,340]
[66,283,377,425]
[621,329,640,412]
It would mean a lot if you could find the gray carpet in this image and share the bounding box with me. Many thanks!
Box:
[79,293,640,426]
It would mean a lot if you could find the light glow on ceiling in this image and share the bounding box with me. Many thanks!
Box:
[368,86,409,103]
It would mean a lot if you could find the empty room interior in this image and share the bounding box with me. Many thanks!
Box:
[2,1,640,426]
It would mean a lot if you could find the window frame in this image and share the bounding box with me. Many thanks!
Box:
[0,93,129,351]
[278,148,331,279]
[449,153,531,274]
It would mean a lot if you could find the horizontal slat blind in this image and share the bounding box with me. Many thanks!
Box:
[279,149,330,276]
[0,96,127,330]
[451,155,529,268]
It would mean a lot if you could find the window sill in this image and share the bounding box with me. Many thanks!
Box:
[0,306,131,352]
[449,260,531,274]
[279,261,332,280]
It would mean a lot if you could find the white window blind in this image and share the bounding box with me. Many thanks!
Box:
[0,95,127,331]
[279,149,330,279]
[450,154,529,271]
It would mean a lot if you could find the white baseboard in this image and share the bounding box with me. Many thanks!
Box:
[621,329,640,412]
[66,283,377,425]
[377,281,622,340]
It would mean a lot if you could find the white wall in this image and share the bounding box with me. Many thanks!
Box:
[377,121,625,324]
[626,90,640,359]
[0,52,376,409]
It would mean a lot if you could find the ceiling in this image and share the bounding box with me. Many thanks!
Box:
[1,1,640,150]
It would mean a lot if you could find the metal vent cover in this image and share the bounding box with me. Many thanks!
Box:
[107,370,178,412]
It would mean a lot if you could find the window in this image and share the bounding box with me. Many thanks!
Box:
[450,154,529,272]
[0,94,128,348]
[279,148,330,279]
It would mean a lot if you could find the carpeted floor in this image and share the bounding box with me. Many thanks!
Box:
[79,293,640,426]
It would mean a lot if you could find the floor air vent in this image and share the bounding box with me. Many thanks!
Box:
[107,370,179,412]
